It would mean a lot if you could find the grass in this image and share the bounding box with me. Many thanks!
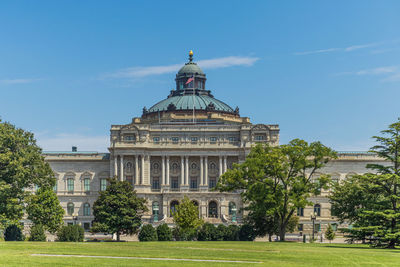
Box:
[1,241,400,266]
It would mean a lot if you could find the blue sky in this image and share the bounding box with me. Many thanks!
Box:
[1,1,400,152]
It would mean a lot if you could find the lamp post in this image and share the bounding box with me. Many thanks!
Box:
[310,212,317,241]
[231,206,237,223]
[72,213,78,225]
[153,203,159,223]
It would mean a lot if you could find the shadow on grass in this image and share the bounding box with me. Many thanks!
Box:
[321,244,400,252]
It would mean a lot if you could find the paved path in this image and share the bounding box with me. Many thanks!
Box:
[31,254,262,264]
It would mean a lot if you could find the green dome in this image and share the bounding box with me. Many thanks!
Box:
[148,95,234,113]
[178,62,204,75]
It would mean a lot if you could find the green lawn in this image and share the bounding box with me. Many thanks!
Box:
[1,241,400,266]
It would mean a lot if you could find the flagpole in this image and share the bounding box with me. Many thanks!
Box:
[192,74,195,124]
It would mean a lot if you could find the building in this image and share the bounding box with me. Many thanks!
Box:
[43,51,383,236]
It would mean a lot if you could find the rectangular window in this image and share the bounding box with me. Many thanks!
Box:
[53,183,57,192]
[190,178,197,189]
[210,137,217,144]
[84,178,90,192]
[171,137,179,144]
[100,179,107,191]
[124,135,135,141]
[228,137,236,143]
[67,178,74,193]
[332,223,337,231]
[152,177,160,190]
[209,178,216,189]
[255,135,265,141]
[315,223,321,232]
[191,137,198,144]
[298,224,303,231]
[171,177,179,189]
[83,222,90,231]
[153,137,160,144]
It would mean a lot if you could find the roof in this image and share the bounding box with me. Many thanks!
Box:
[178,62,204,75]
[148,94,234,113]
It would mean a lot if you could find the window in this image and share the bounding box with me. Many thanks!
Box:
[297,207,304,217]
[229,202,236,216]
[191,137,198,144]
[314,204,321,217]
[179,81,184,89]
[331,223,337,231]
[67,178,74,193]
[83,222,90,231]
[315,223,321,232]
[170,200,179,216]
[208,201,218,218]
[100,179,107,191]
[298,224,303,231]
[171,137,179,144]
[124,135,135,141]
[228,137,236,143]
[152,177,160,190]
[53,183,57,192]
[171,177,179,189]
[67,202,74,215]
[83,203,90,216]
[255,135,265,141]
[210,137,217,144]
[209,178,216,189]
[84,178,90,192]
[152,202,159,222]
[190,177,198,189]
[153,137,160,144]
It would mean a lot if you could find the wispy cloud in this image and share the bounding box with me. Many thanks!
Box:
[37,133,109,152]
[295,42,382,56]
[104,56,260,79]
[0,78,42,84]
[338,65,400,82]
[356,66,398,75]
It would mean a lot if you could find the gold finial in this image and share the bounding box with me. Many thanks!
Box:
[189,50,193,56]
[188,50,194,62]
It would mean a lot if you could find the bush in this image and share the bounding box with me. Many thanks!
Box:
[57,225,84,242]
[172,227,197,241]
[28,224,46,241]
[4,224,24,241]
[156,223,172,241]
[216,224,228,241]
[239,224,256,241]
[226,225,240,241]
[139,224,157,241]
[197,223,217,241]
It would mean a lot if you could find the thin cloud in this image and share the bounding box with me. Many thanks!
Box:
[295,42,383,55]
[104,56,260,79]
[356,66,398,75]
[338,66,400,83]
[294,48,339,56]
[0,78,42,84]
[344,42,380,52]
[37,133,109,152]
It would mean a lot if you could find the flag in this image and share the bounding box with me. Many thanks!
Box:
[185,76,194,85]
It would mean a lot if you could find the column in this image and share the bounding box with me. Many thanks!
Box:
[141,155,144,185]
[200,156,204,185]
[162,156,165,185]
[181,156,185,186]
[114,155,118,177]
[219,156,223,177]
[204,156,208,187]
[185,156,189,185]
[120,155,124,181]
[147,155,151,185]
[224,156,227,173]
[135,155,139,185]
[166,156,170,186]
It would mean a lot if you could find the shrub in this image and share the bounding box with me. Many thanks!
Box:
[156,223,172,241]
[139,224,157,241]
[28,224,46,241]
[4,224,24,241]
[239,224,256,241]
[216,224,228,241]
[325,224,336,243]
[172,227,197,241]
[197,223,217,241]
[57,225,84,242]
[226,225,240,241]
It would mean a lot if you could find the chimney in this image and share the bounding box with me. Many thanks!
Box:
[72,146,77,152]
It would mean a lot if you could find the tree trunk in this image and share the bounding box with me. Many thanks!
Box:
[388,239,396,249]
[268,234,272,242]
[117,232,120,242]
[279,227,286,242]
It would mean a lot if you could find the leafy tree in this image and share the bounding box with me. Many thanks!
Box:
[330,119,400,248]
[216,224,228,241]
[91,178,147,241]
[0,120,55,227]
[226,224,240,241]
[325,224,335,243]
[197,223,217,241]
[26,188,64,234]
[57,225,84,242]
[238,224,257,241]
[4,224,24,241]
[172,196,203,240]
[28,224,46,241]
[138,224,157,241]
[156,223,172,241]
[217,140,336,241]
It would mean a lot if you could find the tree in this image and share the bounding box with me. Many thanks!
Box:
[4,224,24,241]
[57,225,84,242]
[28,224,46,241]
[217,140,336,241]
[325,224,335,243]
[138,224,157,241]
[197,222,217,241]
[26,188,64,234]
[91,178,147,241]
[330,119,400,248]
[0,120,55,227]
[156,223,172,241]
[172,196,203,240]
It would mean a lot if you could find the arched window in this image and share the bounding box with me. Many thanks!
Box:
[67,202,74,215]
[170,200,179,216]
[152,201,159,222]
[314,204,321,217]
[83,203,90,216]
[229,202,236,215]
[208,201,218,218]
[297,207,304,217]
